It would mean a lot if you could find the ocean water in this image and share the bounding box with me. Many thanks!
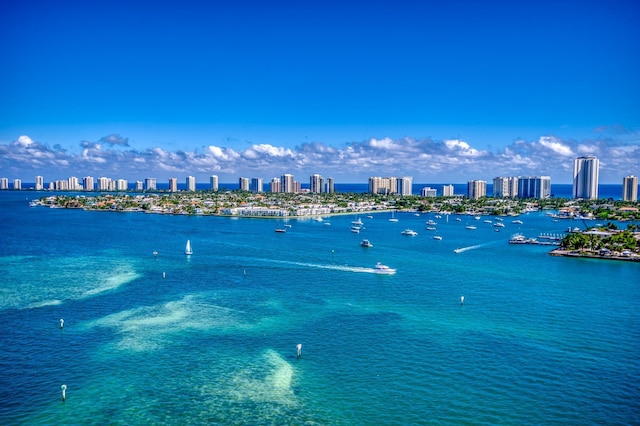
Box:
[0,191,639,425]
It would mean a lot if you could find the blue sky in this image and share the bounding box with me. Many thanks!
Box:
[1,0,638,184]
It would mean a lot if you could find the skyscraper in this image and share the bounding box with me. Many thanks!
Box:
[250,178,263,193]
[442,184,454,197]
[210,175,219,191]
[35,175,44,190]
[186,176,196,192]
[83,176,94,191]
[623,175,638,201]
[281,174,295,193]
[573,156,599,199]
[310,174,324,193]
[517,176,551,199]
[239,177,250,191]
[467,180,486,199]
[397,177,413,196]
[145,178,157,191]
[169,178,178,192]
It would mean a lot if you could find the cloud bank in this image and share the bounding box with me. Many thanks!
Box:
[1,132,638,184]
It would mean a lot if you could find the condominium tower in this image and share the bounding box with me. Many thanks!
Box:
[573,156,599,199]
[623,175,638,201]
[210,175,219,191]
[467,180,486,199]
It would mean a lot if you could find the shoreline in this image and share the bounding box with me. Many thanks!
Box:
[549,248,640,262]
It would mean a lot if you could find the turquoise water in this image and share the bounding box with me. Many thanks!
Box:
[1,192,639,425]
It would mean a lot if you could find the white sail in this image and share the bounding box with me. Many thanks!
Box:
[185,240,192,255]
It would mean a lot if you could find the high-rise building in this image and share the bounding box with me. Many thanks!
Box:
[169,178,178,192]
[0,178,8,189]
[517,176,551,199]
[83,176,94,191]
[493,177,518,197]
[281,174,295,193]
[250,178,263,193]
[35,175,44,190]
[116,179,128,191]
[186,176,196,192]
[397,177,413,196]
[368,176,397,194]
[239,177,250,191]
[326,177,335,193]
[210,175,218,191]
[68,176,80,191]
[13,179,22,190]
[269,177,281,193]
[573,156,599,199]
[98,177,111,191]
[442,184,454,197]
[310,174,324,193]
[145,178,157,191]
[135,181,143,191]
[623,175,638,201]
[467,180,486,199]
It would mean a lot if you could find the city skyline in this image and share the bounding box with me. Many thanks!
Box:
[1,1,639,184]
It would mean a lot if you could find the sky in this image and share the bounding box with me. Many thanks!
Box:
[1,0,639,184]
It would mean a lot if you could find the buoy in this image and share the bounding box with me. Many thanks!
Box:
[60,318,64,329]
[460,296,465,305]
[61,384,67,401]
[162,272,166,279]
[296,343,302,358]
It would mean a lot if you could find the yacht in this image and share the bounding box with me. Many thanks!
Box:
[465,225,477,230]
[374,262,396,274]
[361,239,373,248]
[433,235,443,240]
[401,229,418,236]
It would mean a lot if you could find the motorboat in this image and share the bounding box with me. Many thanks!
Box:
[401,229,418,236]
[374,262,396,274]
[361,239,373,248]
[433,235,442,240]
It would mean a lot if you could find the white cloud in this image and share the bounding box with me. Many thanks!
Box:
[538,136,574,156]
[1,133,638,184]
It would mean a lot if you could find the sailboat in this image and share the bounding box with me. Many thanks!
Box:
[389,210,398,222]
[185,239,193,255]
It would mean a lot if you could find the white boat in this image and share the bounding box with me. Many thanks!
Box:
[275,228,287,233]
[465,225,477,230]
[426,220,437,226]
[361,239,373,247]
[426,226,437,231]
[374,262,396,274]
[389,211,398,222]
[433,235,442,240]
[351,227,360,233]
[512,219,523,224]
[185,240,193,255]
[401,229,418,236]
[352,218,364,226]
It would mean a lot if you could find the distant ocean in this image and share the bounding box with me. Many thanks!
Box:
[1,191,639,425]
[14,183,629,199]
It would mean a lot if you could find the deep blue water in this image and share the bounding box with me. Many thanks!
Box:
[0,191,639,425]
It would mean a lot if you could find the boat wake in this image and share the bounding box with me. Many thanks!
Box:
[272,259,379,274]
[454,242,493,254]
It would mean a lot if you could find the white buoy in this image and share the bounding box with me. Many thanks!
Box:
[61,384,67,401]
[60,318,64,329]
[296,343,302,358]
[460,296,465,305]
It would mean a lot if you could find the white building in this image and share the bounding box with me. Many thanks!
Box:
[83,176,94,191]
[35,175,44,190]
[421,187,437,197]
[467,180,486,199]
[442,184,454,197]
[210,175,219,191]
[573,156,599,199]
[0,178,8,189]
[169,177,178,192]
[186,176,196,192]
[239,177,250,191]
[623,175,638,201]
[310,174,324,193]
[250,177,263,193]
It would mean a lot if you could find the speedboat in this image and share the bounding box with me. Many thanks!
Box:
[401,229,418,236]
[374,262,396,274]
[465,225,477,230]
[433,235,442,240]
[361,239,373,248]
